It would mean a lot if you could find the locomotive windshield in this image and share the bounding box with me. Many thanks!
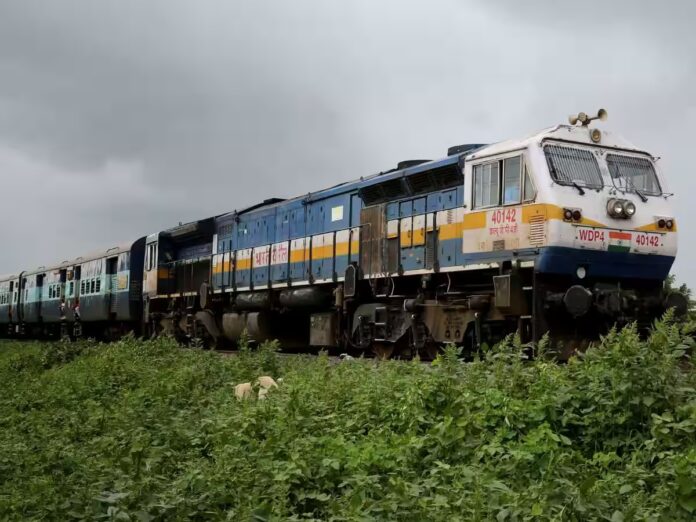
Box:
[606,153,661,196]
[544,145,603,189]
[544,144,662,197]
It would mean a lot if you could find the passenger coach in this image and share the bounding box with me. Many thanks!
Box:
[1,239,145,339]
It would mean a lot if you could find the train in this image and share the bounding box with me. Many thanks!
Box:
[0,110,686,358]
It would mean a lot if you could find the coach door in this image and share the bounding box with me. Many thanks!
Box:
[63,268,75,315]
[106,256,118,316]
[36,274,45,321]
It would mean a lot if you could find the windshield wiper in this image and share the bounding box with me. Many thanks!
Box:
[548,157,585,195]
[610,163,649,202]
[570,181,586,196]
[622,174,648,202]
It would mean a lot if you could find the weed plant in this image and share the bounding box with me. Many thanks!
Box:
[0,318,695,521]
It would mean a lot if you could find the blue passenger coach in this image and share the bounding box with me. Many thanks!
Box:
[0,238,145,338]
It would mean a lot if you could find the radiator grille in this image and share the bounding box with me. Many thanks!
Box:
[528,215,546,246]
[425,231,436,269]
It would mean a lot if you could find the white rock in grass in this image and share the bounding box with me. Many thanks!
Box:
[257,376,278,390]
[234,382,254,400]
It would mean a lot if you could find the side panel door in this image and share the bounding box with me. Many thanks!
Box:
[359,205,386,278]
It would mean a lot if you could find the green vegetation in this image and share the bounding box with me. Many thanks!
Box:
[666,274,695,319]
[1,320,696,521]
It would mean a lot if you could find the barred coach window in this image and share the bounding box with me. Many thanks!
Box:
[544,145,603,189]
[606,154,661,196]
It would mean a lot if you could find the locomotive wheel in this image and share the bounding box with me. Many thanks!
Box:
[372,342,394,360]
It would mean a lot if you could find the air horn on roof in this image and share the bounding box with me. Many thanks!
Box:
[568,108,608,126]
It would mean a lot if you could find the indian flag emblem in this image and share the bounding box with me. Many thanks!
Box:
[608,231,632,253]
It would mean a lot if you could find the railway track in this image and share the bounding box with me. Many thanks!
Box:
[211,347,437,364]
[0,336,437,364]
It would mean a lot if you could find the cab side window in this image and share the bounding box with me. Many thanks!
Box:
[473,155,535,209]
[146,243,157,271]
[503,157,521,205]
[523,164,536,201]
[473,162,500,208]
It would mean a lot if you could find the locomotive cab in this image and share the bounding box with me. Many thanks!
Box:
[142,218,216,339]
[460,112,679,345]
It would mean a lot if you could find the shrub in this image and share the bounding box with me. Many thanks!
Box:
[0,318,694,520]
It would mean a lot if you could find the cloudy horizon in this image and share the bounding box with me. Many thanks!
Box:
[0,0,694,286]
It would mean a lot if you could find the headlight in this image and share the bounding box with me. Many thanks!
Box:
[624,201,636,217]
[607,198,624,218]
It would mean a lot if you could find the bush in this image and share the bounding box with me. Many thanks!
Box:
[0,318,695,520]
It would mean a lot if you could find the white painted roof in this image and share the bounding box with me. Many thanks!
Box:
[466,124,647,161]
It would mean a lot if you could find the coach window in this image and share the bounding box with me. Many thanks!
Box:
[473,161,500,208]
[118,252,130,272]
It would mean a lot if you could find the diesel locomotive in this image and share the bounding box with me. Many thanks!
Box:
[0,111,684,357]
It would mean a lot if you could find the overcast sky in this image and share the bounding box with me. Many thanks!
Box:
[0,0,694,286]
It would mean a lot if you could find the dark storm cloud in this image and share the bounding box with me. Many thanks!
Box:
[0,0,694,284]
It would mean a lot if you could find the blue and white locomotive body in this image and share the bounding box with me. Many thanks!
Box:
[2,112,682,353]
[139,113,679,354]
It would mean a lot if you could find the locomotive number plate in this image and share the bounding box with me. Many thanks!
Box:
[574,227,607,250]
[632,232,663,254]
[574,227,663,254]
[487,208,520,237]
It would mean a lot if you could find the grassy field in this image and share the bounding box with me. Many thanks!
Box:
[1,321,696,521]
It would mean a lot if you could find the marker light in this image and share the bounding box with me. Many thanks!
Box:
[576,266,587,280]
[563,209,573,221]
[658,219,666,228]
[624,201,636,217]
[666,219,674,230]
[572,209,582,222]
